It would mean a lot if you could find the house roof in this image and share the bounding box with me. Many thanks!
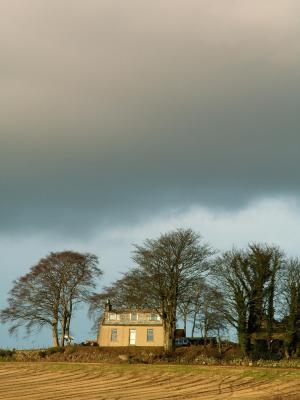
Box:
[106,308,160,314]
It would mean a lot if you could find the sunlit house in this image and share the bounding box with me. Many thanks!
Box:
[98,300,164,347]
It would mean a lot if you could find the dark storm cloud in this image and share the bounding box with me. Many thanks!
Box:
[1,0,300,234]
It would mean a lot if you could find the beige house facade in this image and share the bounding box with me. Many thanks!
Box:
[98,302,164,347]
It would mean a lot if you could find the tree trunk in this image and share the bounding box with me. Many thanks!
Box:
[66,301,72,338]
[266,278,275,352]
[183,315,187,336]
[52,322,59,348]
[204,320,208,348]
[66,316,71,339]
[61,315,67,347]
[238,330,249,356]
[164,319,175,351]
[217,329,222,355]
[164,324,175,351]
[237,309,249,356]
[191,311,197,338]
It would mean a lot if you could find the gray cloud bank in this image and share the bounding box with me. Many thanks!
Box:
[1,0,300,235]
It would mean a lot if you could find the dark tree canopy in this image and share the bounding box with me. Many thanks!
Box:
[281,258,300,357]
[214,243,284,355]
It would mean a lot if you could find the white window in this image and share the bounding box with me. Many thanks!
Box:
[149,313,160,321]
[111,329,118,342]
[108,313,117,320]
[147,329,154,342]
[130,313,138,321]
[129,329,136,345]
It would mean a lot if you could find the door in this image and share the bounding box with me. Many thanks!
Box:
[129,329,136,345]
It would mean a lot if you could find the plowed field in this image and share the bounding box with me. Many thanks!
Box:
[0,363,299,399]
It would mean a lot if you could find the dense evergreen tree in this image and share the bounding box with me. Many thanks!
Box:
[281,259,300,357]
[214,244,284,356]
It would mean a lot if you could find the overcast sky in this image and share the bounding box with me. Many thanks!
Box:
[1,0,300,347]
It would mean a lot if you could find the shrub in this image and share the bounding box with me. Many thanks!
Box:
[0,349,15,360]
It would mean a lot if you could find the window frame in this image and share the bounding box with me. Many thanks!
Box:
[111,328,118,342]
[108,313,117,321]
[130,313,138,321]
[147,328,154,342]
[149,313,159,321]
[129,329,136,345]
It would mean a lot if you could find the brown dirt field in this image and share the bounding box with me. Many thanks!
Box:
[0,363,299,400]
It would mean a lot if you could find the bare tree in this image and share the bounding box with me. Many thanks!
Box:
[190,281,206,338]
[177,277,204,336]
[90,229,214,351]
[195,284,227,346]
[177,292,194,336]
[1,251,102,347]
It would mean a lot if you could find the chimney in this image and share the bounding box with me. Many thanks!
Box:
[105,298,112,312]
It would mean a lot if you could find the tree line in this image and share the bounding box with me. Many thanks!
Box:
[1,229,300,357]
